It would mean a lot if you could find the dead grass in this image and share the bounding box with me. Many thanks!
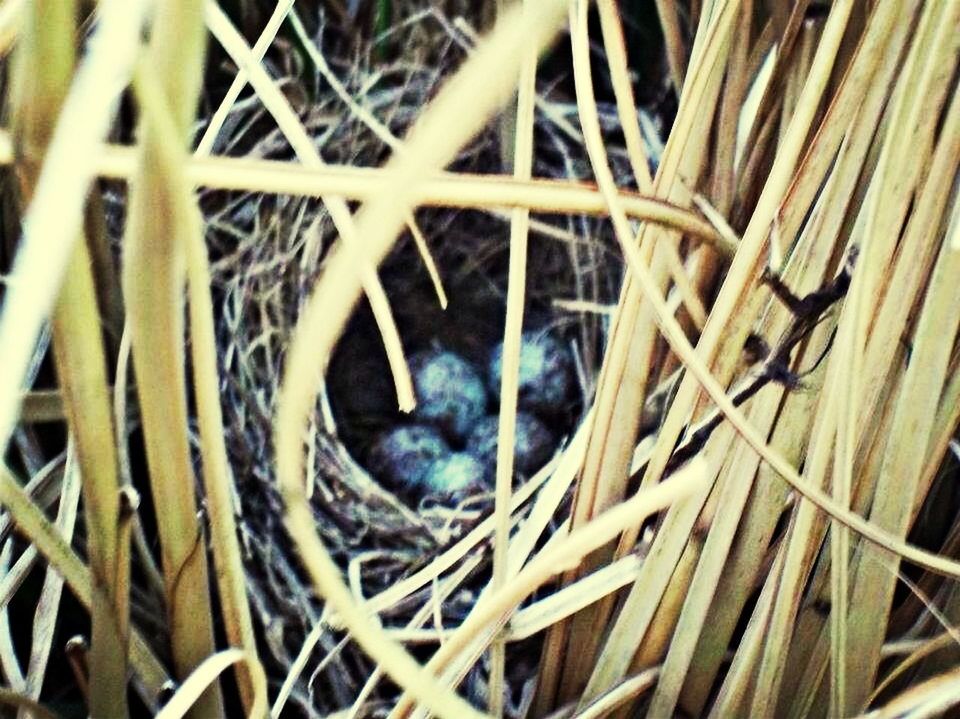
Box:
[0,1,957,718]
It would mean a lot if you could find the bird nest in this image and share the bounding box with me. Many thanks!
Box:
[160,9,667,715]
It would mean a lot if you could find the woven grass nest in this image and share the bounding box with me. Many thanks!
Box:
[189,14,663,715]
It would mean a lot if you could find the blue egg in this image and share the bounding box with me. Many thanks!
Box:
[367,425,449,488]
[488,331,574,417]
[422,452,488,495]
[466,411,555,477]
[410,350,488,442]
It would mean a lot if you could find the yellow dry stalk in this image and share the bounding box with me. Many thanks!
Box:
[589,1,823,713]
[536,2,740,709]
[839,109,960,719]
[0,130,731,250]
[771,4,956,710]
[677,218,847,716]
[857,664,960,719]
[706,540,788,717]
[654,0,687,92]
[829,2,955,709]
[121,1,224,716]
[768,3,916,716]
[9,1,130,716]
[281,8,447,310]
[597,0,709,332]
[154,649,266,719]
[49,242,131,716]
[132,49,266,716]
[0,0,146,475]
[489,0,538,711]
[641,234,842,717]
[734,8,912,707]
[596,0,654,194]
[548,1,960,717]
[506,553,643,642]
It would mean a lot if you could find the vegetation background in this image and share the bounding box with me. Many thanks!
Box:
[0,0,957,717]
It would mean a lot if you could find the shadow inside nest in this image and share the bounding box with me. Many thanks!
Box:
[328,189,607,485]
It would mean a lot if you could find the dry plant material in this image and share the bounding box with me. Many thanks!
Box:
[0,1,957,717]
[123,2,225,716]
[536,2,960,718]
[8,1,130,716]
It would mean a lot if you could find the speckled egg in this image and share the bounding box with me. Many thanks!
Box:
[466,411,555,477]
[488,331,574,417]
[422,452,488,495]
[410,349,488,442]
[367,425,450,488]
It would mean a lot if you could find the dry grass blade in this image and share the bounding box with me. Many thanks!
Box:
[18,391,66,424]
[0,688,60,719]
[154,649,267,719]
[159,7,275,709]
[741,4,915,713]
[19,450,81,716]
[0,0,146,504]
[843,171,960,716]
[542,2,960,717]
[182,117,265,719]
[0,463,169,706]
[679,242,838,715]
[569,667,661,719]
[271,611,330,718]
[596,0,653,193]
[0,130,727,245]
[706,539,789,717]
[754,5,960,715]
[654,0,687,92]
[46,181,131,719]
[0,540,24,691]
[507,552,642,643]
[123,2,223,713]
[195,0,295,155]
[548,0,729,703]
[537,3,739,709]
[9,1,130,714]
[488,1,539,711]
[858,664,960,719]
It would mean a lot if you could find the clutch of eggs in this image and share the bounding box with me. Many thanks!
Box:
[365,333,573,498]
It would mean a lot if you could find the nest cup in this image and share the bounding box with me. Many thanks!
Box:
[196,13,636,712]
[194,132,617,719]
[328,240,587,503]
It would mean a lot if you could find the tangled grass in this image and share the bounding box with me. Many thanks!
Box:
[0,1,958,718]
